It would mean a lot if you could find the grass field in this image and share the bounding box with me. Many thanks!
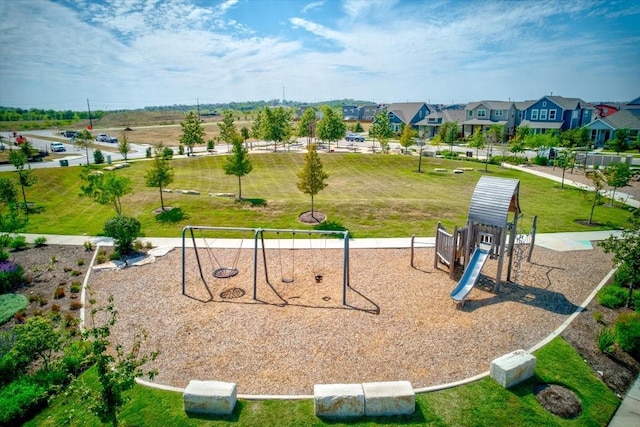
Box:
[2,153,632,238]
[25,337,619,426]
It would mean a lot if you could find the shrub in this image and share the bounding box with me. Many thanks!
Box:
[178,144,185,155]
[207,139,215,151]
[598,285,628,309]
[615,312,640,355]
[50,304,60,312]
[61,340,91,376]
[53,286,65,300]
[70,281,81,293]
[634,292,640,312]
[533,156,549,166]
[162,147,174,159]
[33,236,47,247]
[593,311,604,324]
[69,301,83,311]
[0,261,25,293]
[0,351,26,386]
[104,215,141,256]
[83,241,94,251]
[70,270,82,277]
[76,258,84,266]
[96,253,107,264]
[0,376,48,425]
[63,266,72,272]
[133,239,144,251]
[0,293,29,324]
[8,235,27,251]
[597,327,616,353]
[145,147,152,158]
[93,149,105,164]
[614,263,635,287]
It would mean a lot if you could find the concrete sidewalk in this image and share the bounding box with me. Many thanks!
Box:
[20,230,623,251]
[609,376,640,427]
[504,164,640,209]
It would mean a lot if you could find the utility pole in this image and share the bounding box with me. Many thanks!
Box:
[86,99,93,130]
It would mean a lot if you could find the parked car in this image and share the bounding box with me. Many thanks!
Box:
[345,134,365,142]
[50,142,66,152]
[96,134,108,142]
[106,136,118,143]
[61,130,78,138]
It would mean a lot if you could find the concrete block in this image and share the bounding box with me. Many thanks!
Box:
[362,381,415,416]
[314,383,364,418]
[490,349,536,388]
[183,380,236,415]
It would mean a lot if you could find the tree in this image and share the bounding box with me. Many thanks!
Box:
[118,132,131,162]
[599,208,640,308]
[218,110,239,147]
[179,111,205,156]
[609,128,629,154]
[587,169,606,225]
[316,106,346,151]
[604,162,632,206]
[353,122,364,133]
[9,149,37,210]
[145,144,175,211]
[81,170,132,215]
[369,111,393,153]
[298,107,317,146]
[297,143,328,220]
[83,294,158,427]
[486,124,505,166]
[254,106,292,152]
[240,126,250,149]
[104,215,141,256]
[223,135,253,199]
[554,148,576,188]
[74,129,95,165]
[12,316,64,371]
[0,177,27,246]
[399,124,417,154]
[438,122,459,155]
[469,128,486,159]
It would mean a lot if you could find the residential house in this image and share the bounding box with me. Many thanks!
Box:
[584,109,640,147]
[463,100,516,137]
[415,109,467,138]
[593,102,621,118]
[357,104,379,122]
[385,102,432,132]
[342,105,358,121]
[621,96,640,112]
[518,96,593,134]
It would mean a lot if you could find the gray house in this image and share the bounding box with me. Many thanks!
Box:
[518,96,593,134]
[584,109,640,147]
[415,109,467,138]
[463,101,516,137]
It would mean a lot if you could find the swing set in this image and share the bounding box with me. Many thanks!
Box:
[180,226,351,304]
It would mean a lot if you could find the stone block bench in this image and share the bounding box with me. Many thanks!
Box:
[314,383,365,418]
[362,381,415,416]
[183,380,237,415]
[314,381,414,418]
[490,349,536,388]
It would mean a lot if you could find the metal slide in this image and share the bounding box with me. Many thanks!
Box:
[450,247,490,303]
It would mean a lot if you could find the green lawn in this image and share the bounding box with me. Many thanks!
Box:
[25,337,619,426]
[3,153,632,238]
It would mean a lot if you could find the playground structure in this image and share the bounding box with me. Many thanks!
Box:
[430,176,537,304]
[180,225,351,305]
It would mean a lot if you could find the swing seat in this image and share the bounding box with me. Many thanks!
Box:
[213,267,239,279]
[315,274,323,283]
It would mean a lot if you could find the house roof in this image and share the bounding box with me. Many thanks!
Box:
[515,100,537,110]
[387,102,428,124]
[467,176,521,228]
[519,120,563,129]
[627,96,640,106]
[466,100,514,111]
[544,96,589,110]
[596,110,640,130]
[463,119,508,126]
[415,109,467,126]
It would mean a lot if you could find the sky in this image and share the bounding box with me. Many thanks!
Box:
[0,0,639,111]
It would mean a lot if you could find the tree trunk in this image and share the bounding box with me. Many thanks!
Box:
[611,188,617,206]
[159,184,165,211]
[589,197,596,225]
[311,194,315,219]
[237,176,242,199]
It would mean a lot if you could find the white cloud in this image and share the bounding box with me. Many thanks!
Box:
[302,1,324,14]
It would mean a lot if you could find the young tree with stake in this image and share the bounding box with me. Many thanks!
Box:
[297,143,328,221]
[223,135,253,200]
[145,144,175,211]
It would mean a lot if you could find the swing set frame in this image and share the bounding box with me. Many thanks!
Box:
[181,226,351,305]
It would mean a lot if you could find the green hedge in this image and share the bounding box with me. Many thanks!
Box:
[0,293,28,323]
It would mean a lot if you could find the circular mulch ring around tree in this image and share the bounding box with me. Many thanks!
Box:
[298,211,326,225]
[152,206,174,215]
[534,383,583,419]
